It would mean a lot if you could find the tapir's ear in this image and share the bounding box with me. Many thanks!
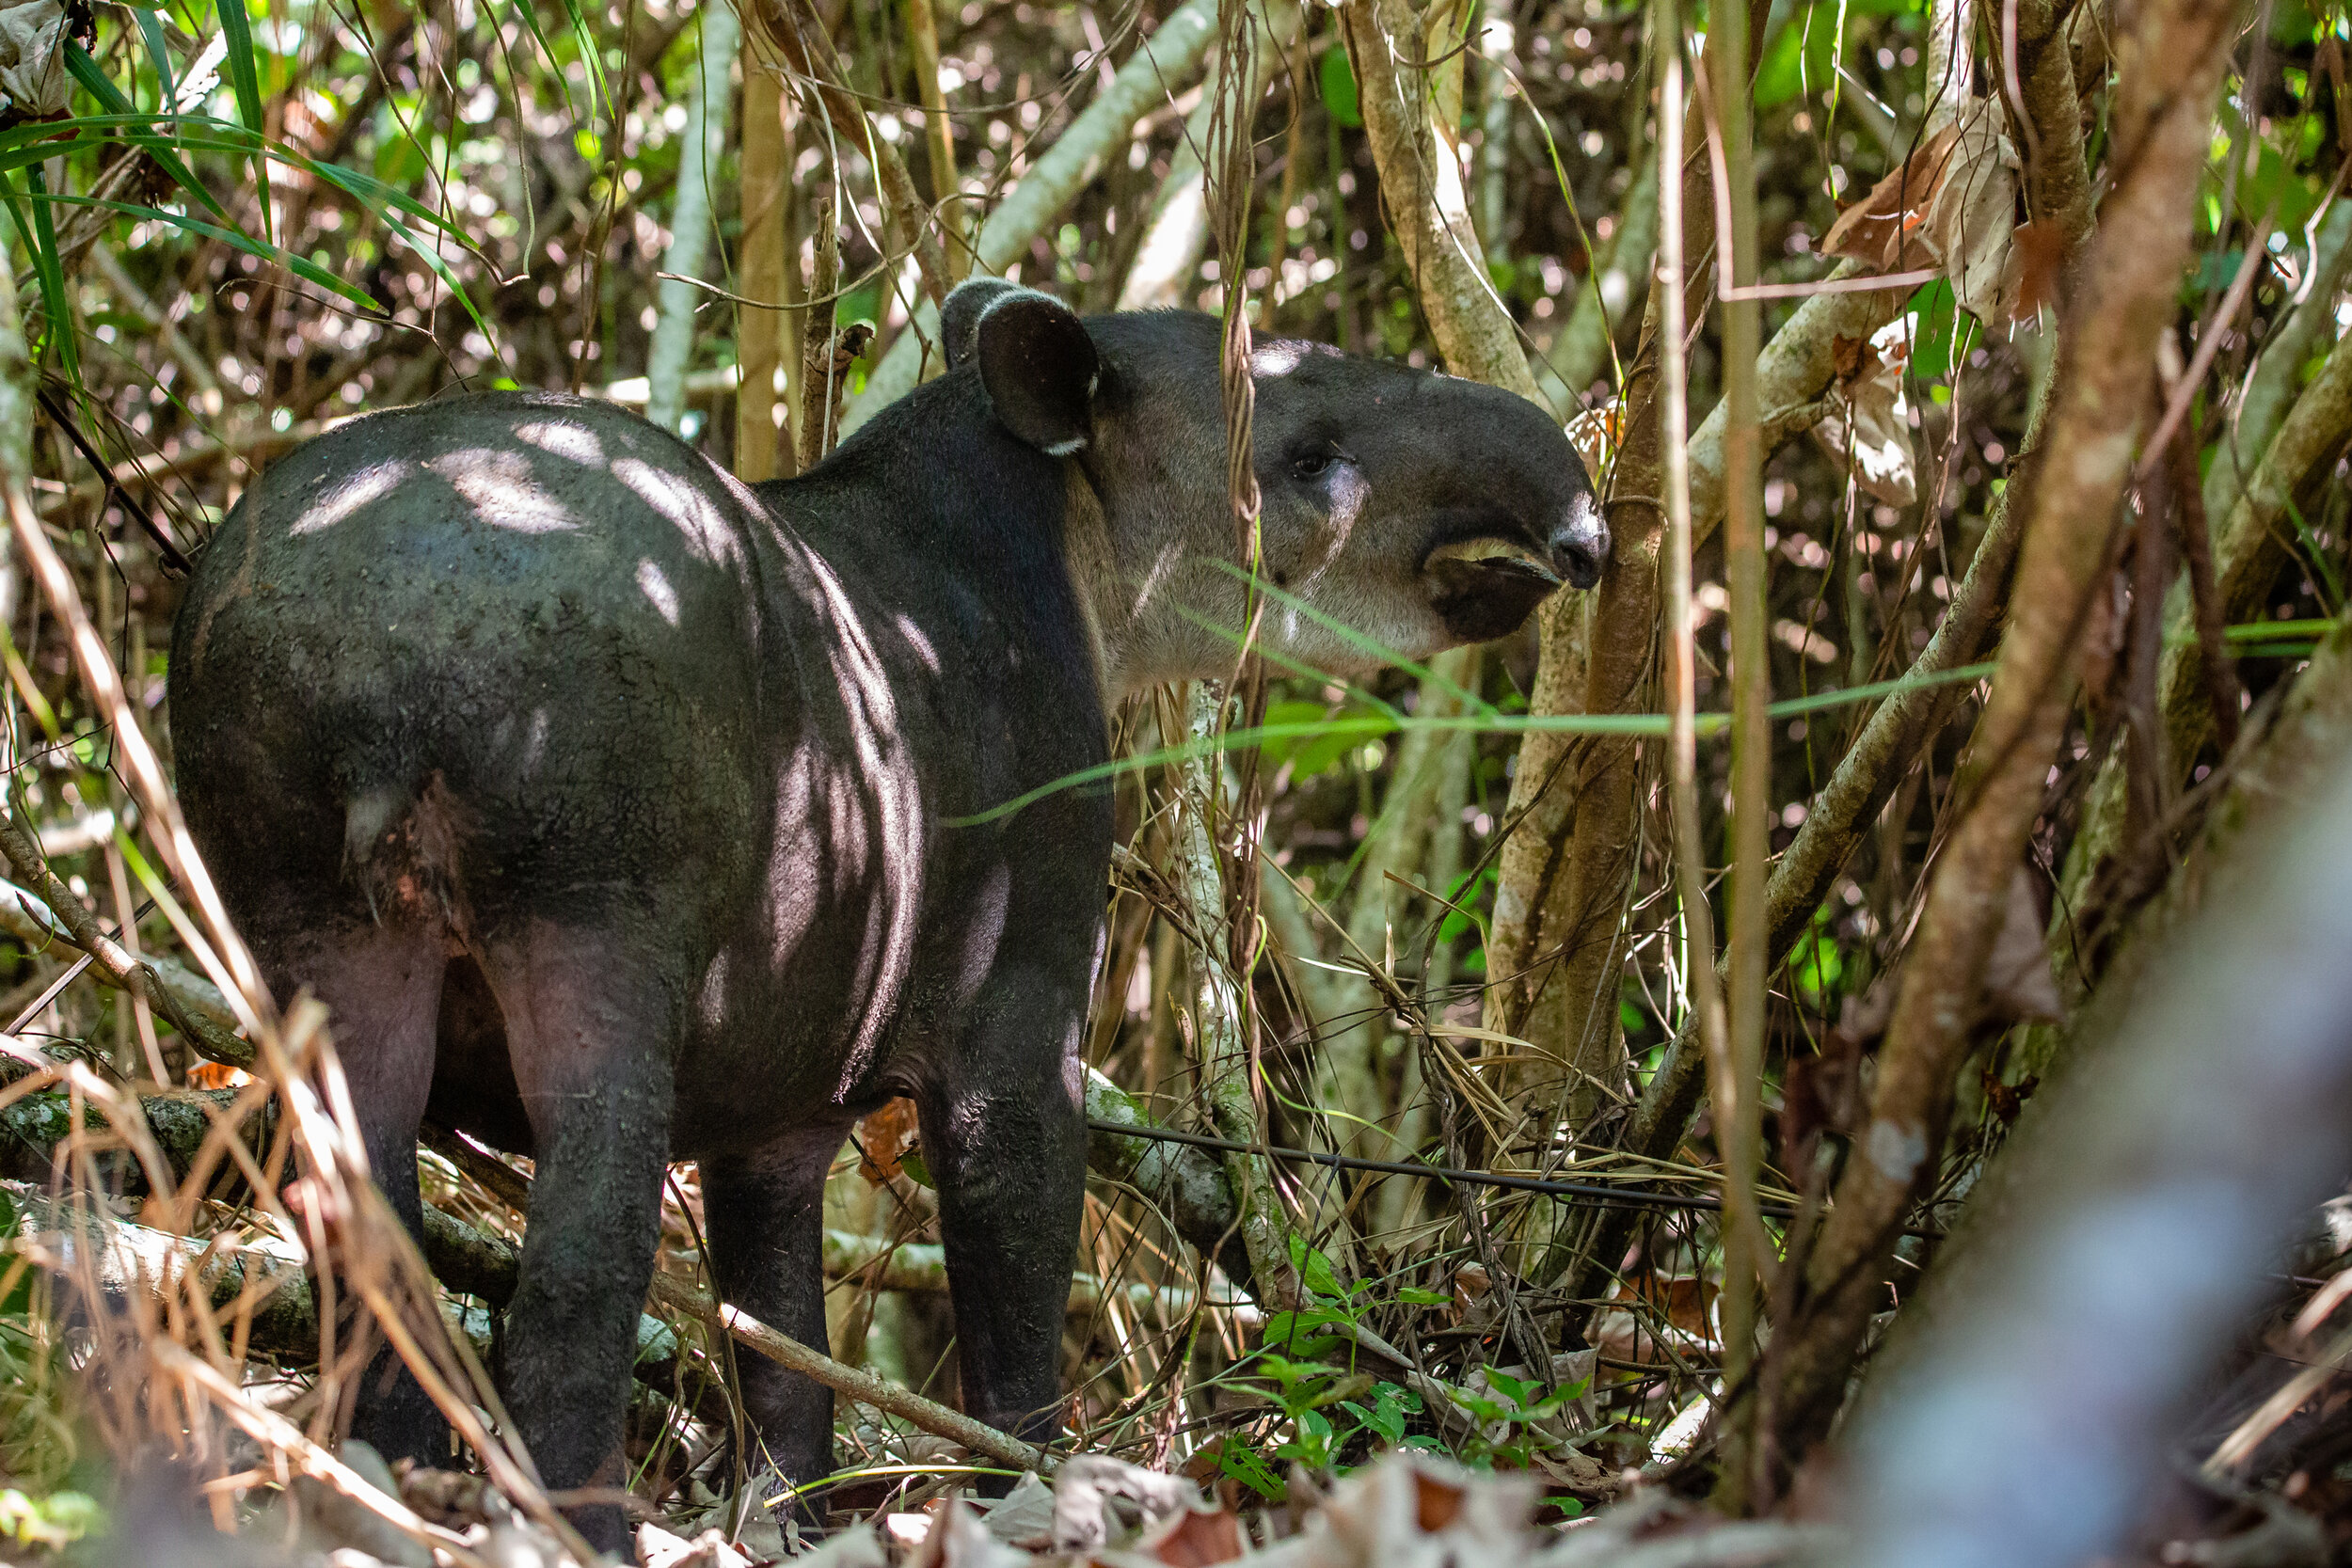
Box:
[942,277,1023,368]
[972,288,1099,457]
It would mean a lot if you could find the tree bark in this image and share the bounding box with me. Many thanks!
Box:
[2050,325,2352,1018]
[645,0,741,436]
[1762,0,2243,1469]
[1341,0,1542,402]
[734,48,795,481]
[1836,626,2352,1568]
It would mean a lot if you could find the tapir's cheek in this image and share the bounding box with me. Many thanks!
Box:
[1425,560,1558,644]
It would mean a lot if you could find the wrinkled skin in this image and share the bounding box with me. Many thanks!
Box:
[168,284,1600,1554]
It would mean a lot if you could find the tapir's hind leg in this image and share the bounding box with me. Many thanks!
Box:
[701,1120,854,1495]
[476,923,674,1556]
[246,919,450,1468]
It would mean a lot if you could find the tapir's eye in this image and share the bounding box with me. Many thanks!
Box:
[1290,445,1343,481]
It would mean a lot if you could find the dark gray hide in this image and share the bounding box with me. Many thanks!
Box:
[168,284,1600,1553]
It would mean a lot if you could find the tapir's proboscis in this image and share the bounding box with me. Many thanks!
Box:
[169,281,1603,1551]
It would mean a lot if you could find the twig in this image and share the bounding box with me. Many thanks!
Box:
[2169,415,2240,756]
[645,1273,1056,1476]
[0,813,252,1069]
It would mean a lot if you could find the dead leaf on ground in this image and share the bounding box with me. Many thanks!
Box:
[981,1472,1058,1550]
[638,1522,755,1568]
[1132,1504,1247,1566]
[911,1499,1032,1568]
[1590,1271,1722,1365]
[1282,1454,1539,1568]
[1052,1454,1203,1555]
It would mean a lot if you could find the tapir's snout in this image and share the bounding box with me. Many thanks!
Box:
[1549,487,1609,590]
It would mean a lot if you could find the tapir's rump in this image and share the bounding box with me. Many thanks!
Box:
[169,286,1597,1551]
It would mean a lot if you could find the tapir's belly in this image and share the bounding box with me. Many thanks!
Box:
[423,877,971,1163]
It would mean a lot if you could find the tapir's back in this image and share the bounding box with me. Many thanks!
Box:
[170,391,773,946]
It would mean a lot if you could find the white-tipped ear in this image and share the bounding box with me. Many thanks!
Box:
[972,288,1099,456]
[942,277,1024,368]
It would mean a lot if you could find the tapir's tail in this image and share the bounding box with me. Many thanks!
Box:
[342,774,468,930]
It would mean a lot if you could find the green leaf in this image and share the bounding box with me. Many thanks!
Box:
[1393,1286,1451,1307]
[1289,1237,1345,1301]
[1216,1439,1287,1501]
[213,0,274,231]
[8,169,76,381]
[1901,277,1977,381]
[1319,47,1361,129]
[135,9,177,109]
[27,191,378,311]
[60,47,231,224]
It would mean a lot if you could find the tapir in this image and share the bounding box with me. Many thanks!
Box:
[168,279,1604,1548]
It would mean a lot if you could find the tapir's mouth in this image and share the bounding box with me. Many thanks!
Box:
[1422,535,1564,643]
[1422,535,1564,589]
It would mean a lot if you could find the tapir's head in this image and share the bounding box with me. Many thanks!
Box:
[939,278,1605,695]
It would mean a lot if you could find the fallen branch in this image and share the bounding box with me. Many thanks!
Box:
[0,821,252,1069]
[646,1271,1055,1475]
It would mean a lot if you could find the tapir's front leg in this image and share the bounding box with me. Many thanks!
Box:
[917,986,1089,1463]
[485,925,675,1557]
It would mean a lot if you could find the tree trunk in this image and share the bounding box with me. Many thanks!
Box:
[646,0,741,436]
[1762,0,2243,1469]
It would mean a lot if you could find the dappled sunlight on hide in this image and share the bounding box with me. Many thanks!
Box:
[760,544,927,1103]
[894,614,942,674]
[288,459,408,535]
[1251,341,1306,377]
[426,449,581,533]
[512,418,608,466]
[636,559,681,626]
[613,456,741,565]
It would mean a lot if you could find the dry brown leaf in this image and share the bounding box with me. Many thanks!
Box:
[638,1523,755,1568]
[858,1096,921,1184]
[1052,1454,1203,1556]
[1821,122,1961,272]
[1135,1505,1247,1567]
[1929,105,2024,324]
[1565,402,1621,477]
[1822,105,2021,325]
[911,1499,1032,1568]
[1413,1471,1463,1532]
[1984,867,2063,1023]
[1829,332,1867,381]
[981,1472,1058,1550]
[0,2,72,121]
[1591,1271,1722,1366]
[1296,1455,1539,1568]
[1812,315,1916,505]
[2003,217,2069,324]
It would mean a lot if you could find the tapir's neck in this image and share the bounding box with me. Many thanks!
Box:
[1059,463,1241,706]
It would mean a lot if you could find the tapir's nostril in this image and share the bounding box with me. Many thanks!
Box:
[1549,492,1610,590]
